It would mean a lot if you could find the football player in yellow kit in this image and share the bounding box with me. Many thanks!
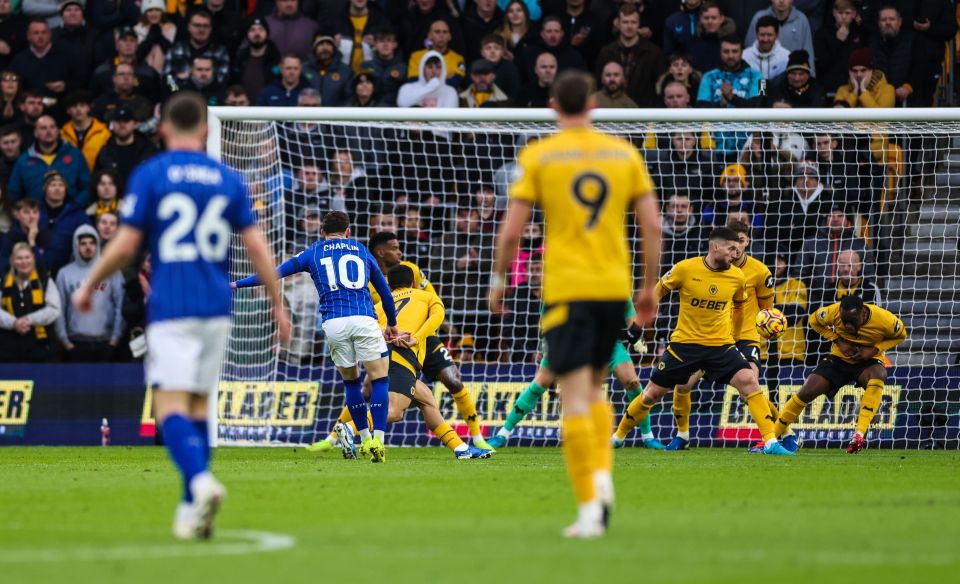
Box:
[664,221,785,452]
[775,295,907,454]
[612,227,794,457]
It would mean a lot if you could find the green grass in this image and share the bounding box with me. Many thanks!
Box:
[1,447,958,584]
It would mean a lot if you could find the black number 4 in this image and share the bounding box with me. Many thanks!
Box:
[572,172,609,229]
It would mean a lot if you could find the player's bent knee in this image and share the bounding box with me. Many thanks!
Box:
[413,381,439,408]
[442,369,465,394]
[152,390,193,421]
[363,357,390,379]
[644,383,669,402]
[799,374,831,401]
[338,364,361,381]
[731,369,760,395]
[864,365,887,382]
[388,393,411,422]
[534,369,556,388]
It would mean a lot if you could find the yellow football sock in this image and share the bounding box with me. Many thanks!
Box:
[855,380,884,436]
[767,397,780,423]
[745,391,776,442]
[775,394,808,437]
[562,414,596,503]
[672,390,691,433]
[434,422,465,452]
[452,389,482,437]
[590,401,614,473]
[615,397,652,440]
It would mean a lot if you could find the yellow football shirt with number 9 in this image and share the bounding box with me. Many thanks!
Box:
[509,127,655,304]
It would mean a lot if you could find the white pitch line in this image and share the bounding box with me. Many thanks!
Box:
[0,529,295,563]
[696,548,958,567]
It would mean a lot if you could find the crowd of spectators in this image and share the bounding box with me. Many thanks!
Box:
[0,0,956,365]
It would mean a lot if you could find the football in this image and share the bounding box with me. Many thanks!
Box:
[755,307,788,339]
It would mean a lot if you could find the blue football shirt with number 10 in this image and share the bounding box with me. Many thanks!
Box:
[121,150,256,323]
[287,238,382,322]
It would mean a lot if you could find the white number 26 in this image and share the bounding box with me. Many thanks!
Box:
[157,193,231,263]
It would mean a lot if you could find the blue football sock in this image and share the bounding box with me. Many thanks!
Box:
[369,376,389,433]
[344,378,369,432]
[162,414,207,503]
[192,420,210,466]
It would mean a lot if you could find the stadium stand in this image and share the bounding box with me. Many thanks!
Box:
[0,0,958,371]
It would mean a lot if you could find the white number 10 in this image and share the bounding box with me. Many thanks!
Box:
[320,255,366,290]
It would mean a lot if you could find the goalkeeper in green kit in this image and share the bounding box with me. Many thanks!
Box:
[487,302,666,449]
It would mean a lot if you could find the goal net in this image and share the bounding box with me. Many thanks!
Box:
[209,107,960,450]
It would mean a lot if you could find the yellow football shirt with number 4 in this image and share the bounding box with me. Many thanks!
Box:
[509,127,655,304]
[734,255,775,343]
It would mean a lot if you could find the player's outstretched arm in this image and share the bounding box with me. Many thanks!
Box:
[241,226,291,344]
[490,199,534,313]
[633,194,662,326]
[73,226,142,313]
[232,254,304,288]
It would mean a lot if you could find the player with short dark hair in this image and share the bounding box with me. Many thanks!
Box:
[613,227,794,456]
[321,210,350,234]
[489,70,662,537]
[308,229,455,454]
[372,263,492,459]
[387,262,414,288]
[310,263,492,460]
[665,221,786,452]
[550,70,595,116]
[72,91,290,540]
[366,231,494,451]
[775,295,907,454]
[162,91,207,132]
[234,211,400,463]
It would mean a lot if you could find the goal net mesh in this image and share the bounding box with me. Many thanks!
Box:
[214,113,960,450]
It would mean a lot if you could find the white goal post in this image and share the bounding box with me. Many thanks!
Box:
[207,106,960,450]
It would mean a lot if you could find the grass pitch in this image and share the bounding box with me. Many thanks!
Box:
[1,447,958,584]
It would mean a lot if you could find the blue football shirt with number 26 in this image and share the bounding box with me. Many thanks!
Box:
[121,150,256,323]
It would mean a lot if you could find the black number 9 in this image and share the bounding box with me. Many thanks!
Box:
[572,172,609,229]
